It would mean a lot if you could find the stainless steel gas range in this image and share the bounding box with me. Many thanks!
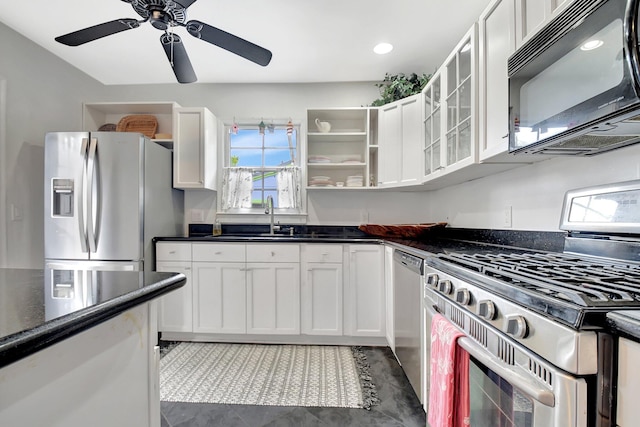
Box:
[423,180,640,427]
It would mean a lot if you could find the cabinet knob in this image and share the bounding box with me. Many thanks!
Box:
[271,251,276,257]
[214,251,222,255]
[169,251,176,254]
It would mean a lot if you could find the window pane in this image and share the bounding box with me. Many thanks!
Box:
[230,148,263,167]
[264,129,297,149]
[265,148,297,167]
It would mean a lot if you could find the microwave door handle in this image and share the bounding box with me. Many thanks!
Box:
[624,0,640,92]
[78,138,89,253]
[457,336,556,407]
[86,137,98,253]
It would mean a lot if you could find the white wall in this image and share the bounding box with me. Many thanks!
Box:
[427,144,640,231]
[0,23,106,268]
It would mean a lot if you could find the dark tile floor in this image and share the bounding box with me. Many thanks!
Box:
[160,346,426,427]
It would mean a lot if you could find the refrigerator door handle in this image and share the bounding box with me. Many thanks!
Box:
[79,138,90,253]
[87,137,98,253]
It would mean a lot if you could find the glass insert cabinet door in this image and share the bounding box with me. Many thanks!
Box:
[423,72,442,177]
[444,29,474,167]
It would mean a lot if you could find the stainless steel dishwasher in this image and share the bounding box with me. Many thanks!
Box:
[393,249,424,403]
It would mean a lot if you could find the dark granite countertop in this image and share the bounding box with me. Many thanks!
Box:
[156,225,567,258]
[0,268,186,369]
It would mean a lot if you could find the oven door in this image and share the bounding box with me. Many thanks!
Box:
[424,301,589,427]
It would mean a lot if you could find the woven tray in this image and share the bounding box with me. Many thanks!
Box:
[116,115,158,138]
[358,222,447,239]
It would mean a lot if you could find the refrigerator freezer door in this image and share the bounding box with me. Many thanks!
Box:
[44,132,91,261]
[89,132,144,262]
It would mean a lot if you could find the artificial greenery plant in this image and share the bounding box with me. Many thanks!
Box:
[370,73,432,106]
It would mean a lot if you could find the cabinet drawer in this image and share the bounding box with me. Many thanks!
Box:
[246,244,300,263]
[156,242,192,261]
[303,244,343,263]
[192,243,246,262]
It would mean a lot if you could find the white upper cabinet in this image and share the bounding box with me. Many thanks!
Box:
[423,71,443,181]
[173,107,218,190]
[306,108,377,189]
[378,94,423,187]
[423,24,478,184]
[478,0,516,161]
[82,102,179,149]
[515,0,576,48]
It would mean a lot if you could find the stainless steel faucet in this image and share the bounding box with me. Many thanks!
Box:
[265,195,279,235]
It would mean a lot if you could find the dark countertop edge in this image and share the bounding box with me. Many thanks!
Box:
[607,311,640,342]
[0,272,186,370]
[154,236,384,244]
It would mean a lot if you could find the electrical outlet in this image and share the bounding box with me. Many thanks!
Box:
[503,206,512,228]
[11,204,23,221]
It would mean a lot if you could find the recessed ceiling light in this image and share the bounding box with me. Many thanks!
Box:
[581,39,603,51]
[373,43,393,55]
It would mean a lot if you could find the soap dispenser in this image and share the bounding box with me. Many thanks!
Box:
[213,219,222,236]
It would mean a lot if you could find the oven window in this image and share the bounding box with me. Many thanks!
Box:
[469,357,533,427]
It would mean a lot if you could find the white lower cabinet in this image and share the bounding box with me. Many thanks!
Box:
[301,244,344,336]
[246,262,300,334]
[617,337,640,426]
[156,242,193,333]
[346,244,385,337]
[156,241,386,343]
[192,262,246,334]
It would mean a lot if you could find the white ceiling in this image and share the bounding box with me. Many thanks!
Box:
[0,0,492,85]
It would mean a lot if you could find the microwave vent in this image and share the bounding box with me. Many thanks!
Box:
[529,134,640,155]
[508,0,606,76]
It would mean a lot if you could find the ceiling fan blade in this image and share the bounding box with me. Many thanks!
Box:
[175,0,198,8]
[160,33,197,84]
[55,19,140,46]
[186,20,272,66]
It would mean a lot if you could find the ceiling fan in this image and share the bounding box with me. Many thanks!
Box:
[55,0,272,84]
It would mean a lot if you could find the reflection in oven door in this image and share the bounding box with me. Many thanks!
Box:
[469,357,533,427]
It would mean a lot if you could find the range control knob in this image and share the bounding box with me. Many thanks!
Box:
[455,288,471,306]
[426,273,439,288]
[477,300,497,320]
[438,279,453,295]
[505,315,529,339]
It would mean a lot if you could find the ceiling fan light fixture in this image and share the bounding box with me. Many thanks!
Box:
[373,42,393,55]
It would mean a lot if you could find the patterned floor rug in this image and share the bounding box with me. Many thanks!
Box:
[159,342,378,409]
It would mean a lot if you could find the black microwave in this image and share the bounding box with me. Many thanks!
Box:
[508,0,640,155]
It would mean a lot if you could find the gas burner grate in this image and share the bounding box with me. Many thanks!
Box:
[439,252,640,307]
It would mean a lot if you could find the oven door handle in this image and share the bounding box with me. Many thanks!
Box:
[457,336,556,407]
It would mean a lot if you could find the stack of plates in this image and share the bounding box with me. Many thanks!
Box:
[309,176,334,187]
[308,156,331,164]
[346,175,364,187]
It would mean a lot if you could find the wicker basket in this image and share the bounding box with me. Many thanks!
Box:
[116,115,158,138]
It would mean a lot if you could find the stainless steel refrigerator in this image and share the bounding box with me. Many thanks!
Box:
[44,131,184,274]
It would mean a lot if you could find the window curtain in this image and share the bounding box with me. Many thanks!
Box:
[221,168,253,209]
[276,167,302,209]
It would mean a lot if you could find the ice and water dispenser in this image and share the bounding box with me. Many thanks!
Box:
[51,178,74,217]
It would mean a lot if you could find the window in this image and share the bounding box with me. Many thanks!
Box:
[221,122,302,213]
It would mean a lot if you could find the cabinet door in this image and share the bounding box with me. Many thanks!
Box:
[442,24,477,172]
[400,95,422,185]
[301,263,343,336]
[173,107,217,190]
[384,246,395,351]
[192,262,246,334]
[346,245,385,337]
[378,102,401,187]
[246,263,300,334]
[479,0,516,161]
[617,337,640,427]
[156,261,193,333]
[422,73,443,180]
